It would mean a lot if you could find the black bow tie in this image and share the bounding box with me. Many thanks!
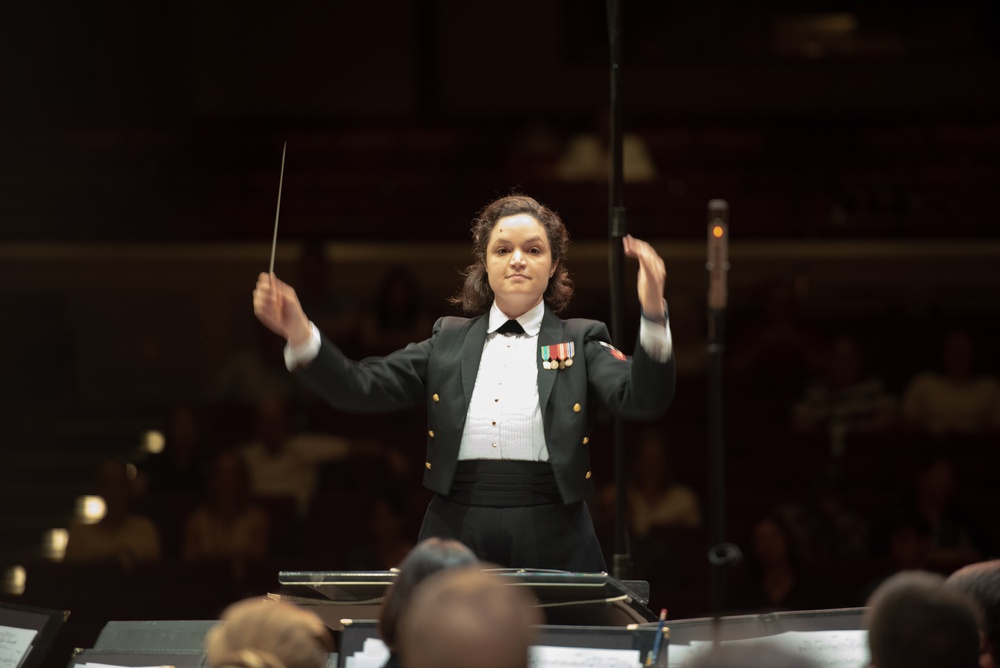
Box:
[496,319,525,335]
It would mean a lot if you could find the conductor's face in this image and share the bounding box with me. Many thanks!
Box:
[486,214,556,319]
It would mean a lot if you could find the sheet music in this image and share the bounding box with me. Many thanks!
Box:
[529,645,641,668]
[0,626,37,668]
[81,663,174,668]
[773,630,869,667]
[344,638,389,668]
[670,630,868,668]
[665,643,706,667]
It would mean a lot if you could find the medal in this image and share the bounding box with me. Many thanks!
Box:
[541,342,575,370]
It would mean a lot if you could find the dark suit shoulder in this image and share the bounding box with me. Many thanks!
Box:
[434,315,474,331]
[559,317,611,340]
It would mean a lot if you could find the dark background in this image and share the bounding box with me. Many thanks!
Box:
[1,0,998,663]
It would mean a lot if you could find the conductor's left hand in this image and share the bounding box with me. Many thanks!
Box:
[253,272,312,347]
[623,234,667,320]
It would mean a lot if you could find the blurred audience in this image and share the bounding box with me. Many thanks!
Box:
[865,505,933,599]
[295,242,359,353]
[873,454,990,573]
[183,451,270,566]
[946,559,1000,668]
[400,568,541,668]
[865,570,980,668]
[240,396,353,516]
[902,328,1000,435]
[775,469,869,562]
[503,120,563,180]
[357,264,434,356]
[205,597,333,668]
[555,114,657,183]
[210,321,297,405]
[138,404,211,494]
[65,459,161,566]
[792,334,896,454]
[347,489,414,571]
[731,514,828,613]
[597,430,701,541]
[378,538,479,668]
[730,279,824,408]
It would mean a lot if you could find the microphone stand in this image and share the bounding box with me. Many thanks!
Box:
[706,201,739,628]
[606,0,630,581]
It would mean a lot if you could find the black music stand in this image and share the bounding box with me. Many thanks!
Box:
[277,569,658,629]
[0,602,68,668]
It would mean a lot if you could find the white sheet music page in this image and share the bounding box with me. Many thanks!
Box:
[0,626,37,668]
[529,645,642,668]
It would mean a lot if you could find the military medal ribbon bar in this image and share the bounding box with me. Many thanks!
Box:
[541,342,575,370]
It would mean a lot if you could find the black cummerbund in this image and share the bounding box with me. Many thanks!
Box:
[448,460,563,507]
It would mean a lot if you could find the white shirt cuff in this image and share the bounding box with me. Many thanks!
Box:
[639,309,673,363]
[283,322,321,371]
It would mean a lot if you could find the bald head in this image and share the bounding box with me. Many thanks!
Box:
[947,559,1000,668]
[400,569,541,668]
[865,570,980,668]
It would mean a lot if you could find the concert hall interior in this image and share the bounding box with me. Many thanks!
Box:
[1,1,999,666]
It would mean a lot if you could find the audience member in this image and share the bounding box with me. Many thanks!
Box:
[205,597,333,668]
[731,514,827,613]
[210,321,297,405]
[357,265,434,356]
[503,119,564,180]
[347,489,414,571]
[294,242,359,353]
[874,454,990,572]
[240,396,352,516]
[599,430,701,539]
[902,328,1000,435]
[556,114,657,183]
[378,538,480,668]
[946,559,1000,668]
[183,451,270,566]
[399,568,541,668]
[792,334,896,454]
[775,469,869,562]
[139,404,211,494]
[730,279,824,408]
[65,459,161,566]
[865,570,980,668]
[865,505,933,599]
[629,430,703,534]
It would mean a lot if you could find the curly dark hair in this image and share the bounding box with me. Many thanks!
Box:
[450,194,573,315]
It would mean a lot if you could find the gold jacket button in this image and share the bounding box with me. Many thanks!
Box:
[573,403,581,413]
[428,430,435,438]
[432,393,440,403]
[582,436,590,445]
[585,471,592,480]
[425,462,432,470]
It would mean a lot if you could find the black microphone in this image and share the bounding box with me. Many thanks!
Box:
[707,199,729,312]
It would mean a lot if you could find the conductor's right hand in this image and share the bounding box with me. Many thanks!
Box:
[253,272,312,347]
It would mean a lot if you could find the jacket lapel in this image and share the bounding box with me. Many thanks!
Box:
[537,306,564,412]
[461,315,489,400]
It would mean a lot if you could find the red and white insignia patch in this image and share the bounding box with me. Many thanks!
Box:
[598,341,627,361]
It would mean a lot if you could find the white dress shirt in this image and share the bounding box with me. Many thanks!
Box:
[458,301,549,461]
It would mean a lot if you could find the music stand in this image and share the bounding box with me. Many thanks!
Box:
[0,602,68,668]
[276,569,658,629]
